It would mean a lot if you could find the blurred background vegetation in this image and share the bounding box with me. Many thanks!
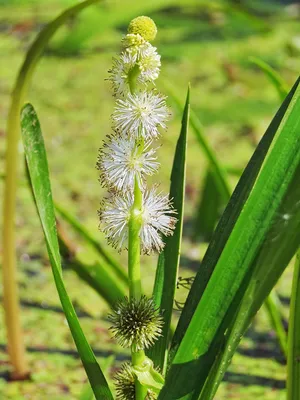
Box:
[0,0,299,398]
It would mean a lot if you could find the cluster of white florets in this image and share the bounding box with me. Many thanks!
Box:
[97,16,177,254]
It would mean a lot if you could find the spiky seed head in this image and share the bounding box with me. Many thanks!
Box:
[115,362,157,400]
[128,16,157,42]
[108,296,163,351]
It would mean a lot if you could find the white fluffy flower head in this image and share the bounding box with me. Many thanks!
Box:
[109,32,160,97]
[99,188,177,254]
[108,52,138,98]
[97,135,159,192]
[138,44,161,82]
[112,91,169,139]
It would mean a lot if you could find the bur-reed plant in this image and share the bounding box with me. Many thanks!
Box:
[17,12,300,400]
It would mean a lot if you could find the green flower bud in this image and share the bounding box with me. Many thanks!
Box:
[108,295,163,351]
[128,16,157,42]
[122,33,146,49]
[115,362,157,400]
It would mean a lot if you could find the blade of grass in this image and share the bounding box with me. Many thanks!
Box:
[79,355,115,400]
[21,103,113,400]
[192,167,225,242]
[250,56,289,101]
[264,290,287,358]
[159,78,300,399]
[1,0,100,378]
[147,86,190,373]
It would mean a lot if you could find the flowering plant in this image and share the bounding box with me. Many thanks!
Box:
[97,17,178,398]
[12,4,300,400]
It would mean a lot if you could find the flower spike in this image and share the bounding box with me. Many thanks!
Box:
[98,17,176,397]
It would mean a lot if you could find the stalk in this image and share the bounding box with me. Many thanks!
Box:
[128,177,143,301]
[2,72,29,381]
[127,64,148,398]
[287,251,300,400]
[128,177,147,400]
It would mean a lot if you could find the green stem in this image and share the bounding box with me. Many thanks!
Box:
[132,349,147,398]
[128,177,143,300]
[128,64,141,94]
[287,251,300,400]
[127,56,148,399]
[128,178,147,400]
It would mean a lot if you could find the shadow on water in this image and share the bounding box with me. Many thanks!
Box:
[0,297,93,318]
[224,371,285,389]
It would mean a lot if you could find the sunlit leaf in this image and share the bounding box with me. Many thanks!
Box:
[21,103,113,400]
[148,86,190,373]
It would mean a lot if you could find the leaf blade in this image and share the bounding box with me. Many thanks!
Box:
[148,86,190,372]
[21,103,113,400]
[159,78,300,399]
[170,77,300,356]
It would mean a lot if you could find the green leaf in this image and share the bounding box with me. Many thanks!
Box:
[133,357,165,394]
[171,77,300,353]
[250,56,289,101]
[199,158,300,400]
[21,103,113,400]
[287,251,300,400]
[148,86,190,373]
[264,290,287,358]
[192,167,226,242]
[159,78,300,399]
[170,77,300,364]
[79,355,115,400]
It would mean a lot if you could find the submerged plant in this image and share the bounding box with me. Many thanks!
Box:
[97,16,175,398]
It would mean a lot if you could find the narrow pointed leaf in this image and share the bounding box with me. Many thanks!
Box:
[148,87,190,372]
[193,167,225,242]
[170,77,300,355]
[264,291,287,358]
[199,158,300,400]
[250,56,289,101]
[21,103,113,400]
[159,78,300,399]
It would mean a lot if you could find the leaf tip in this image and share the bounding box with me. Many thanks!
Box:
[21,102,34,121]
